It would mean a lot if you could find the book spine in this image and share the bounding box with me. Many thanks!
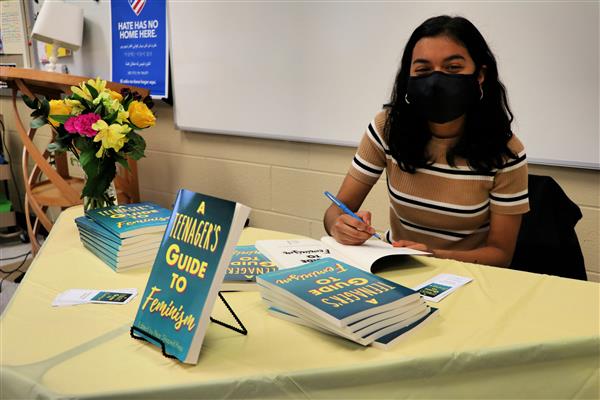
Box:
[81,241,118,270]
[185,201,251,363]
[75,218,121,244]
[256,277,346,328]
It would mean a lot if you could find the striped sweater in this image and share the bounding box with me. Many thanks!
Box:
[349,110,529,250]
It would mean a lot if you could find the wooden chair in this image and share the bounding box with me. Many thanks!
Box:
[0,67,148,254]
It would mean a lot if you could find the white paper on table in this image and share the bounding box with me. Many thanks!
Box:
[52,288,137,307]
[413,274,473,302]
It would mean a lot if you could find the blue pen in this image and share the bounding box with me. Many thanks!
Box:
[324,191,383,241]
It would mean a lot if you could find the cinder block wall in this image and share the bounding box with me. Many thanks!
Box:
[1,100,598,281]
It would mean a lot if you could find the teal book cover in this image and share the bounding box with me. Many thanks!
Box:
[132,189,250,364]
[372,307,438,349]
[85,202,171,238]
[257,257,420,327]
[225,245,276,282]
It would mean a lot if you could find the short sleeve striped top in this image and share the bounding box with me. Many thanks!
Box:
[348,110,529,250]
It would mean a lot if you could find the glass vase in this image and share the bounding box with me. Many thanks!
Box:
[82,180,118,211]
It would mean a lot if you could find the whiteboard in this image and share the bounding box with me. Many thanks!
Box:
[167,2,599,169]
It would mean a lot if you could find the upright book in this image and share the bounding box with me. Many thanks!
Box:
[131,189,251,364]
[255,236,428,273]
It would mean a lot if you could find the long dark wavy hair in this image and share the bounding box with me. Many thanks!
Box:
[384,15,517,172]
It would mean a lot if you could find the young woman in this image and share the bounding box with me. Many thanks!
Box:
[323,16,528,267]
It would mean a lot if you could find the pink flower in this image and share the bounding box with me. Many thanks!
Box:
[64,113,101,138]
[64,117,78,133]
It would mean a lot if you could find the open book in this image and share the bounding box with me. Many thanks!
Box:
[255,236,429,273]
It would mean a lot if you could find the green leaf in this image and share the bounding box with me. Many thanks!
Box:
[125,131,146,160]
[105,109,118,125]
[30,117,47,129]
[85,83,99,99]
[81,158,116,199]
[70,93,86,103]
[75,136,94,152]
[49,132,71,152]
[22,95,39,109]
[54,131,71,143]
[79,148,96,170]
[81,150,99,173]
[122,96,133,111]
[47,142,62,153]
[115,155,131,171]
[40,97,50,116]
[94,103,104,115]
[48,114,71,124]
[82,98,95,110]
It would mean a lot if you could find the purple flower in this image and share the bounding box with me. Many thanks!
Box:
[64,113,101,138]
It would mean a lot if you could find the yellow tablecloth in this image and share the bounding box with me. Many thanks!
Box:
[1,206,599,399]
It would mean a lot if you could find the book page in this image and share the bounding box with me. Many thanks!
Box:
[255,239,342,269]
[320,236,429,272]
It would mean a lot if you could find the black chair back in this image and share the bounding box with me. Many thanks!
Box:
[510,175,587,280]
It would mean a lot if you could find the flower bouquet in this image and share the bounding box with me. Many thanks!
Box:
[22,78,155,210]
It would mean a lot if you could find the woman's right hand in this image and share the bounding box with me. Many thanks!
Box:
[330,210,376,245]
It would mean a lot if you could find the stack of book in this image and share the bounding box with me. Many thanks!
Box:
[75,202,171,272]
[257,257,437,349]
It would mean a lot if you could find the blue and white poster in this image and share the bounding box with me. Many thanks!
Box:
[111,0,168,98]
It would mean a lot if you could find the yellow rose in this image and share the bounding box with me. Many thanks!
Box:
[108,90,123,102]
[92,120,131,157]
[128,101,156,128]
[48,100,72,127]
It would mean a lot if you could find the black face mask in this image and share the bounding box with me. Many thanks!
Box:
[406,71,480,124]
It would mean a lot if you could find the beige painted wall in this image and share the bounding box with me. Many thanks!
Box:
[1,100,598,281]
